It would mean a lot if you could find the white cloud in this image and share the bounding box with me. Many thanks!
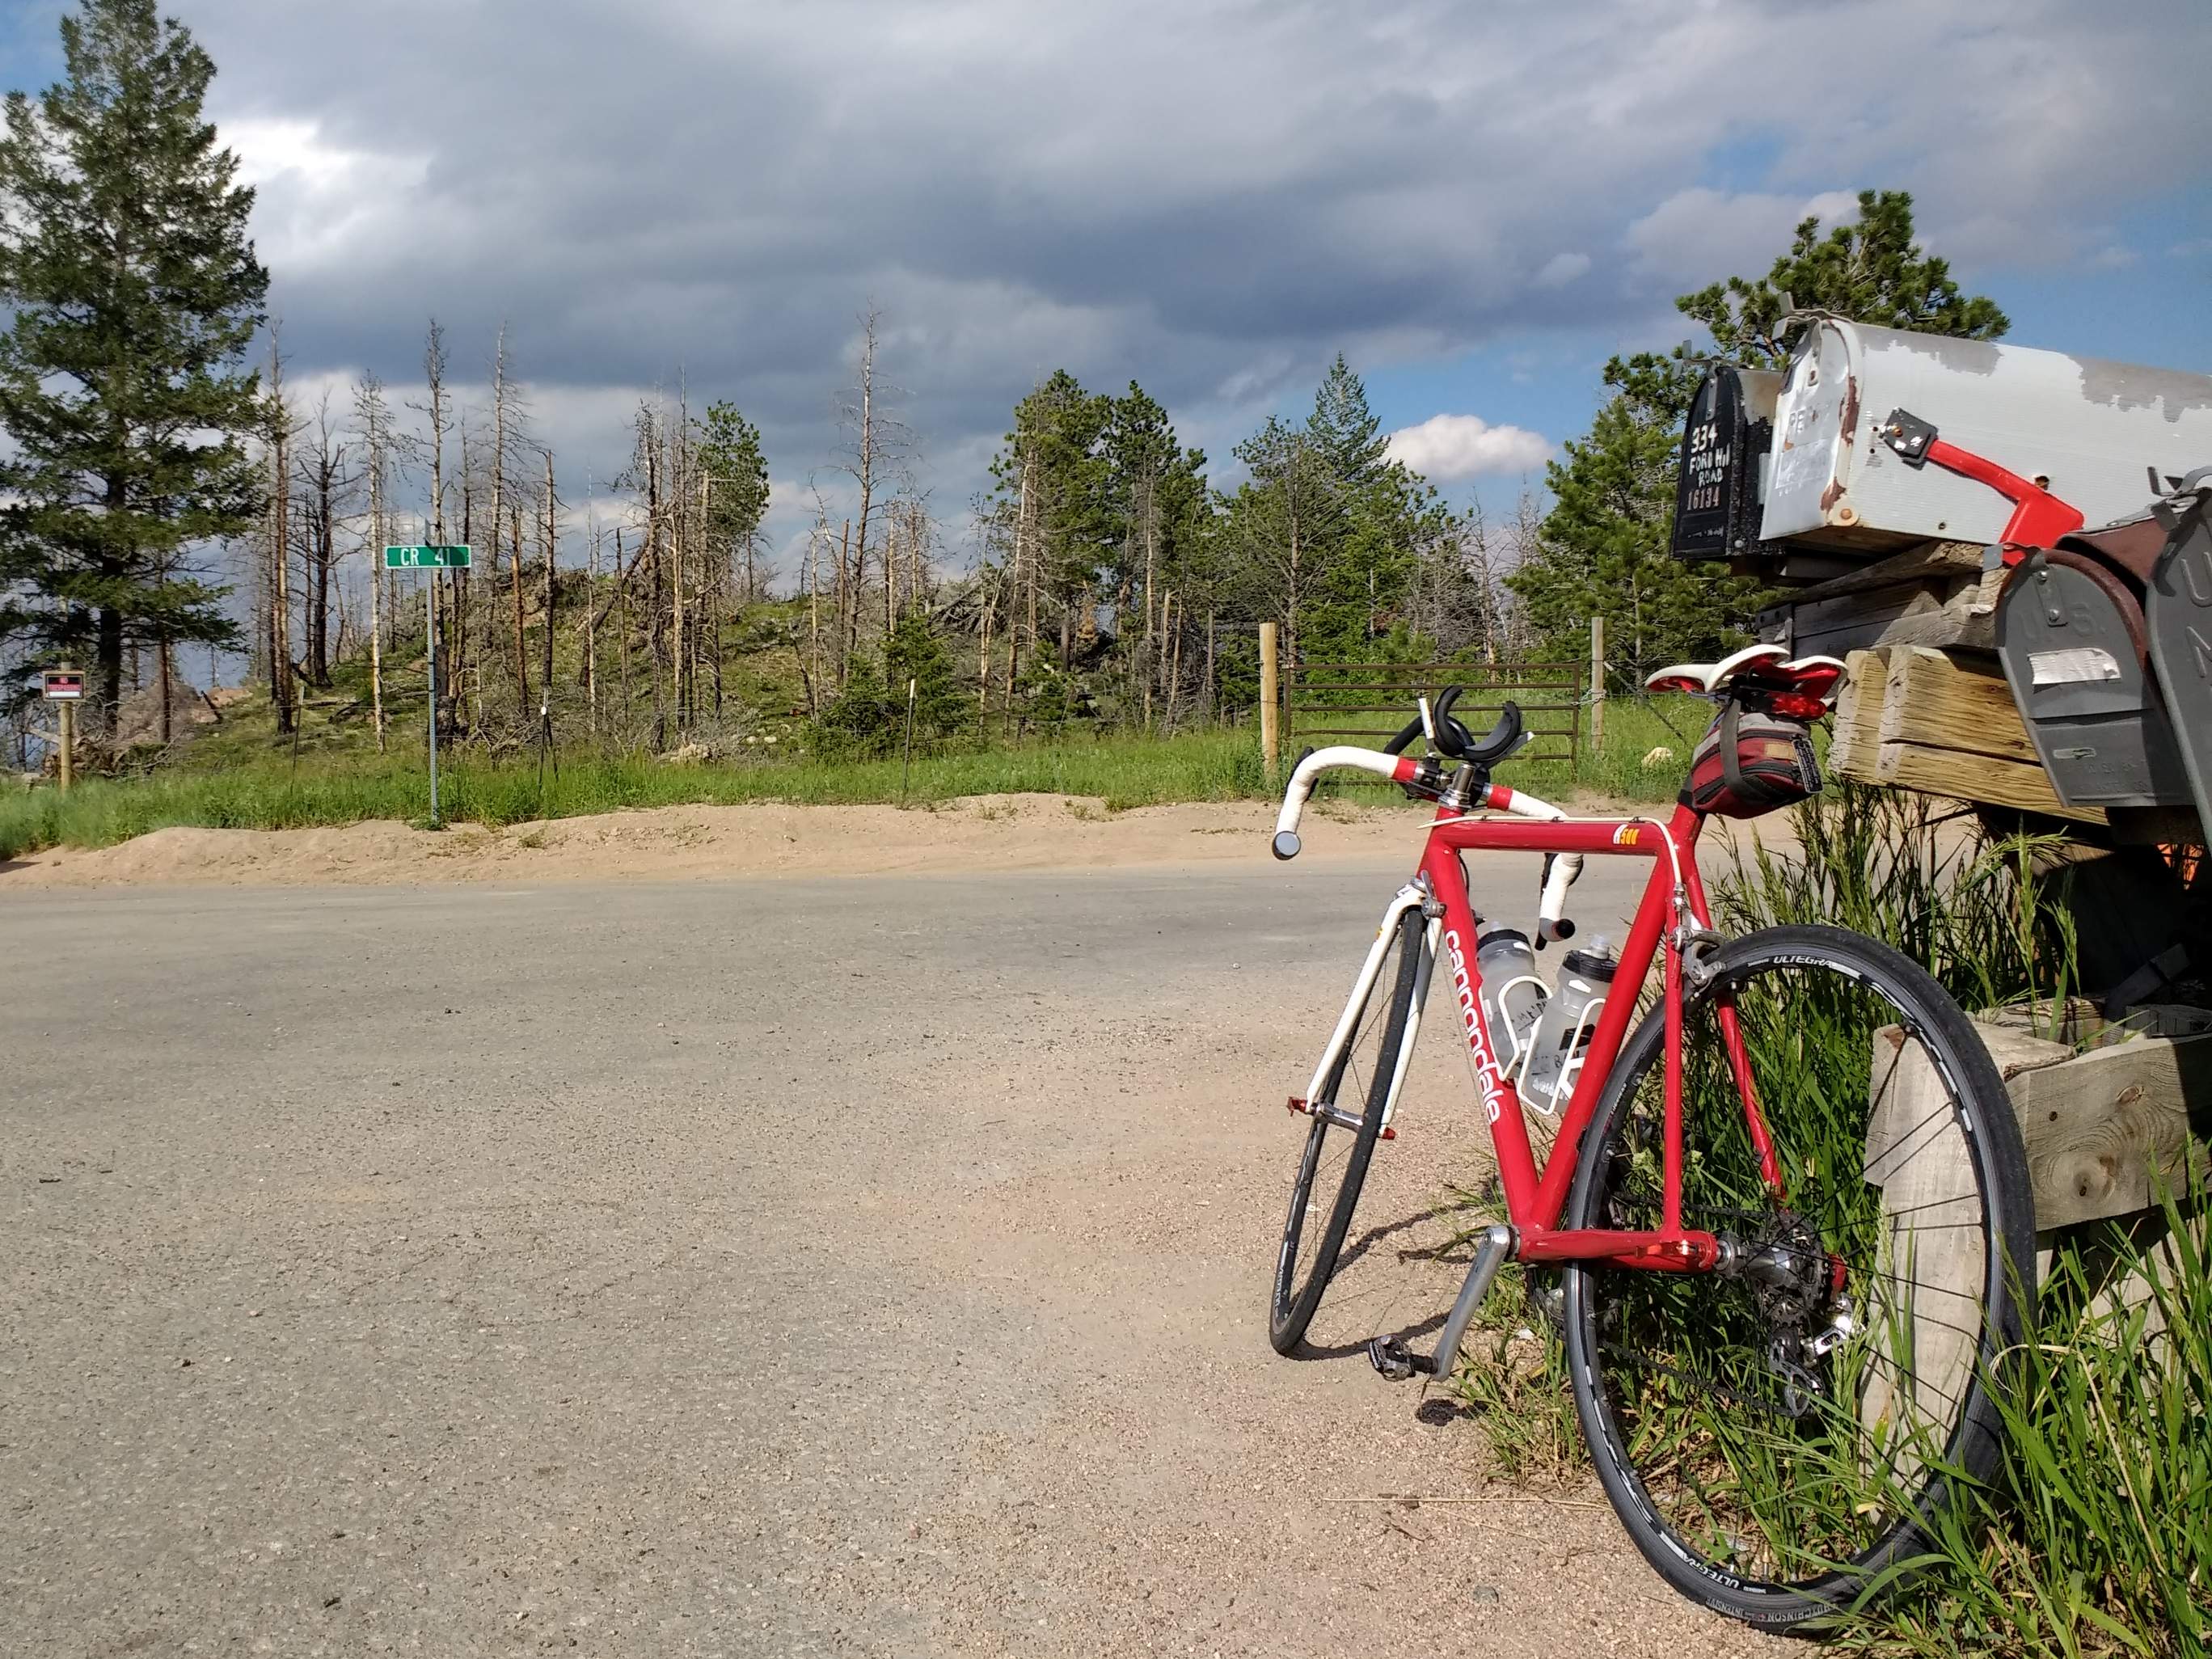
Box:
[2089,244,2140,269]
[226,117,433,276]
[1534,252,1591,289]
[1387,413,1551,479]
[119,0,2206,547]
[1623,188,1862,289]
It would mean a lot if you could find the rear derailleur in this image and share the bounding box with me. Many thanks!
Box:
[1720,1210,1855,1420]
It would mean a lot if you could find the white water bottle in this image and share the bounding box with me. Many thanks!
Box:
[1475,928,1546,1074]
[1520,936,1616,1113]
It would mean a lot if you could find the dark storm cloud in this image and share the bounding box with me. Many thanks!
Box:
[132,0,2212,540]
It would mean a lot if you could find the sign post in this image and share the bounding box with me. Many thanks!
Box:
[40,667,82,791]
[383,547,471,825]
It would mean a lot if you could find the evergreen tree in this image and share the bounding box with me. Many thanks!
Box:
[1307,352,1390,485]
[1221,355,1453,669]
[994,371,1114,657]
[882,609,963,739]
[695,400,770,602]
[1676,188,2010,369]
[1012,640,1076,729]
[814,612,964,756]
[0,0,268,724]
[1510,191,2007,681]
[1511,369,1766,687]
[1221,415,1336,673]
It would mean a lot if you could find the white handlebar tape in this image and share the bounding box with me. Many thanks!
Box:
[1272,745,1410,859]
[1538,851,1583,940]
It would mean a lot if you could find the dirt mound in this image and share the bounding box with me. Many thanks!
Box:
[1,794,1437,889]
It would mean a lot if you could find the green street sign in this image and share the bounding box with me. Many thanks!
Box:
[384,544,472,569]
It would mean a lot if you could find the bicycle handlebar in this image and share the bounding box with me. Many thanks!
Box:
[1271,745,1416,859]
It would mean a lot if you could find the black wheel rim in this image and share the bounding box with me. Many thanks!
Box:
[1575,952,2000,1593]
[1273,914,1416,1333]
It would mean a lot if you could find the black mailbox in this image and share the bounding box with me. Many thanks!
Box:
[1670,364,1781,562]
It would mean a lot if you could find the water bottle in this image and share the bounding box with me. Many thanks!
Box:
[1475,928,1546,1074]
[1520,936,1617,1114]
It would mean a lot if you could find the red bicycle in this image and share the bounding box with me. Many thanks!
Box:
[1264,648,2034,1628]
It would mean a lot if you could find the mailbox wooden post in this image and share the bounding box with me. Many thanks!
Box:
[40,666,83,790]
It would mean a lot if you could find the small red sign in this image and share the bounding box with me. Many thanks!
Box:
[40,670,84,701]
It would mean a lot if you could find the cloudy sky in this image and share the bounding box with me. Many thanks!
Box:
[5,0,2210,576]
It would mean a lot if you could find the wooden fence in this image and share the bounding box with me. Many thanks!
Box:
[1284,659,1585,773]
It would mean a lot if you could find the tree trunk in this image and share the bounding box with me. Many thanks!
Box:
[510,504,530,720]
[271,423,293,737]
[542,452,556,739]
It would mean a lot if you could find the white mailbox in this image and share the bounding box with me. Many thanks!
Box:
[1759,320,2212,551]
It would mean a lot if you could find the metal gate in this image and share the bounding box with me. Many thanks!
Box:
[1285,659,1584,772]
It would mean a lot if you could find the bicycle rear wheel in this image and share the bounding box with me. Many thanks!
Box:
[1561,924,2034,1627]
[1269,906,1425,1355]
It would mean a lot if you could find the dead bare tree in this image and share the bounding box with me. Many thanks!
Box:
[352,371,396,752]
[540,448,557,745]
[295,393,356,690]
[264,332,297,736]
[830,304,911,669]
[411,319,454,731]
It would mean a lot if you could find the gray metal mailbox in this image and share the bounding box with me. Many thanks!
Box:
[1761,320,2212,551]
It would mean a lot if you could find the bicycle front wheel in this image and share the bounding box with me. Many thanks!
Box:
[1561,924,2034,1628]
[1269,905,1425,1355]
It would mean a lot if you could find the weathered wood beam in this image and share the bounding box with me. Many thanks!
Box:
[1826,644,2107,823]
[1876,646,2045,767]
[1828,648,1889,782]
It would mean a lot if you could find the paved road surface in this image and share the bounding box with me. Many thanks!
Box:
[2,854,1780,1657]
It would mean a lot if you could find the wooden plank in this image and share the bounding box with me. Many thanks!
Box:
[1827,648,1889,783]
[1787,539,1986,606]
[1767,547,2001,657]
[1876,647,2040,766]
[1865,604,1999,654]
[2011,1032,2212,1229]
[1872,741,2108,825]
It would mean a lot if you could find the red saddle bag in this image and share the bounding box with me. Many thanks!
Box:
[1681,701,1822,819]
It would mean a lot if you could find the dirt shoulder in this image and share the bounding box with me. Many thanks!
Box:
[0,793,1420,889]
[0,791,1797,890]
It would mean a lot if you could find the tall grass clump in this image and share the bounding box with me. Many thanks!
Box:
[1717,780,2082,1020]
[1723,784,2205,1657]
[1833,1180,2210,1659]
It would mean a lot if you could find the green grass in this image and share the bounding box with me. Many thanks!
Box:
[0,728,1285,860]
[2,691,1710,862]
[1832,1181,2210,1659]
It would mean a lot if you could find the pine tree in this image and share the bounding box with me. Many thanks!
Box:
[695,399,770,604]
[1511,191,2008,681]
[1510,369,1766,686]
[1675,188,2010,369]
[1307,352,1389,486]
[883,610,963,739]
[0,0,268,726]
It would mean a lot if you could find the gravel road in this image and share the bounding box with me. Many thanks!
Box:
[1,855,1785,1657]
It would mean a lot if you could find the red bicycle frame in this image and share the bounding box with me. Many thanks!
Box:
[1415,794,1783,1275]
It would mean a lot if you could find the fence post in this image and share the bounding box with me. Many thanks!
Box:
[1260,621,1280,773]
[1589,615,1606,763]
[57,669,74,792]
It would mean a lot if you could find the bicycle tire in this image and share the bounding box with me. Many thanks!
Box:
[1560,923,2034,1628]
[1269,906,1425,1355]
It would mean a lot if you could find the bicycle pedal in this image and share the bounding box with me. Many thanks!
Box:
[1366,1336,1432,1382]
